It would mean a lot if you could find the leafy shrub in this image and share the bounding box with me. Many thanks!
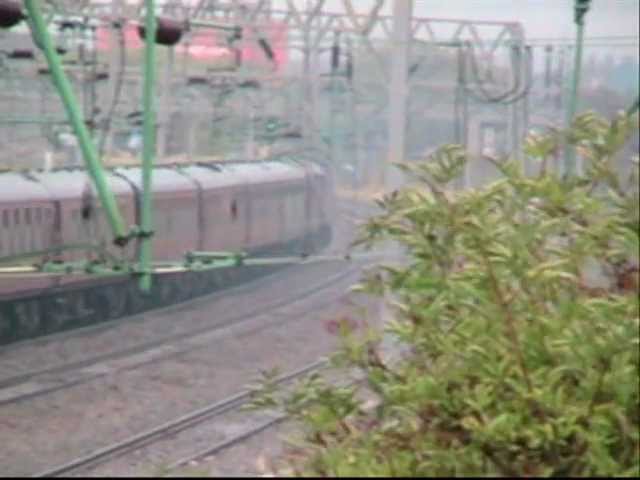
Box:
[249,111,639,477]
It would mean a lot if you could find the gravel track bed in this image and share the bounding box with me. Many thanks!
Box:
[0,201,384,476]
[0,201,373,381]
[1,287,373,476]
[0,261,363,404]
[69,296,381,479]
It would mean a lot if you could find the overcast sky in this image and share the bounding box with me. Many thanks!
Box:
[412,0,639,39]
[273,0,639,40]
[166,1,639,40]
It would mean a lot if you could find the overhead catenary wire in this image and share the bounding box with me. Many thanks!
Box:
[462,41,534,105]
[97,18,126,158]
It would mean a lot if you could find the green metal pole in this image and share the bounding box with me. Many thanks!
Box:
[627,97,639,116]
[329,78,339,186]
[24,0,128,244]
[139,0,157,292]
[563,0,591,177]
[329,33,340,187]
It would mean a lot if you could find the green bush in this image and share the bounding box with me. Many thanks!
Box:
[249,111,639,477]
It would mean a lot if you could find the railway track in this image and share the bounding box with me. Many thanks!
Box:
[1,199,373,352]
[0,199,388,476]
[32,360,329,478]
[0,201,379,393]
[0,258,376,406]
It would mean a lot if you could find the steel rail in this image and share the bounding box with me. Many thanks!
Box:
[32,360,328,478]
[0,261,368,405]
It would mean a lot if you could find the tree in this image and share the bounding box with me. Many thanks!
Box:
[248,110,640,477]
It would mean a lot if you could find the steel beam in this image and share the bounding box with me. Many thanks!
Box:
[385,0,413,191]
[24,0,129,245]
[139,0,158,292]
[563,0,591,177]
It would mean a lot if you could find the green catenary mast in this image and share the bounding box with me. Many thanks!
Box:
[139,0,157,292]
[563,0,592,177]
[24,0,129,245]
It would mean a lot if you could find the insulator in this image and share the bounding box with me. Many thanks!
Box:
[138,17,184,46]
[258,37,274,61]
[283,130,302,139]
[93,72,109,81]
[59,20,82,30]
[228,25,242,42]
[575,0,591,24]
[239,80,260,89]
[187,76,209,86]
[7,49,34,60]
[346,54,353,82]
[544,45,553,89]
[126,110,143,126]
[0,0,24,29]
[331,43,340,73]
[84,118,97,132]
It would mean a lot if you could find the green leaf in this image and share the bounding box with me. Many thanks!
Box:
[244,111,640,477]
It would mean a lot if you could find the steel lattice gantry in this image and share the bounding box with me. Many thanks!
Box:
[35,0,529,190]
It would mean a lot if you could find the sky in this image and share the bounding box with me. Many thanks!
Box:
[124,1,640,40]
[274,0,640,40]
[410,0,639,40]
[54,1,640,62]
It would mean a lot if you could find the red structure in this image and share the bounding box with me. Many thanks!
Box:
[96,20,288,69]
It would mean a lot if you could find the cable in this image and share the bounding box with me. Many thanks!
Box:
[463,42,534,105]
[464,41,522,103]
[97,19,126,158]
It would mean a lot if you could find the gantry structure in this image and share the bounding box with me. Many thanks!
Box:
[1,0,533,190]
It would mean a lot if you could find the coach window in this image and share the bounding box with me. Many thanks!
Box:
[166,207,174,234]
[42,209,51,247]
[11,209,20,253]
[32,209,40,250]
[230,199,238,222]
[1,211,8,253]
[0,211,6,253]
[25,209,32,251]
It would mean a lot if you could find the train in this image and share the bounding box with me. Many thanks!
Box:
[0,160,333,345]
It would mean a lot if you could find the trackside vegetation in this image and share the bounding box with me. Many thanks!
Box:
[248,110,639,477]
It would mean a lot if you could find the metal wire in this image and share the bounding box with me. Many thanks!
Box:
[463,41,534,105]
[98,19,127,157]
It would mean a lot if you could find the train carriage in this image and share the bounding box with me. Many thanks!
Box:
[30,170,138,265]
[178,164,250,252]
[0,172,56,298]
[242,162,308,252]
[304,162,332,239]
[0,160,332,345]
[115,167,199,261]
[18,170,139,332]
